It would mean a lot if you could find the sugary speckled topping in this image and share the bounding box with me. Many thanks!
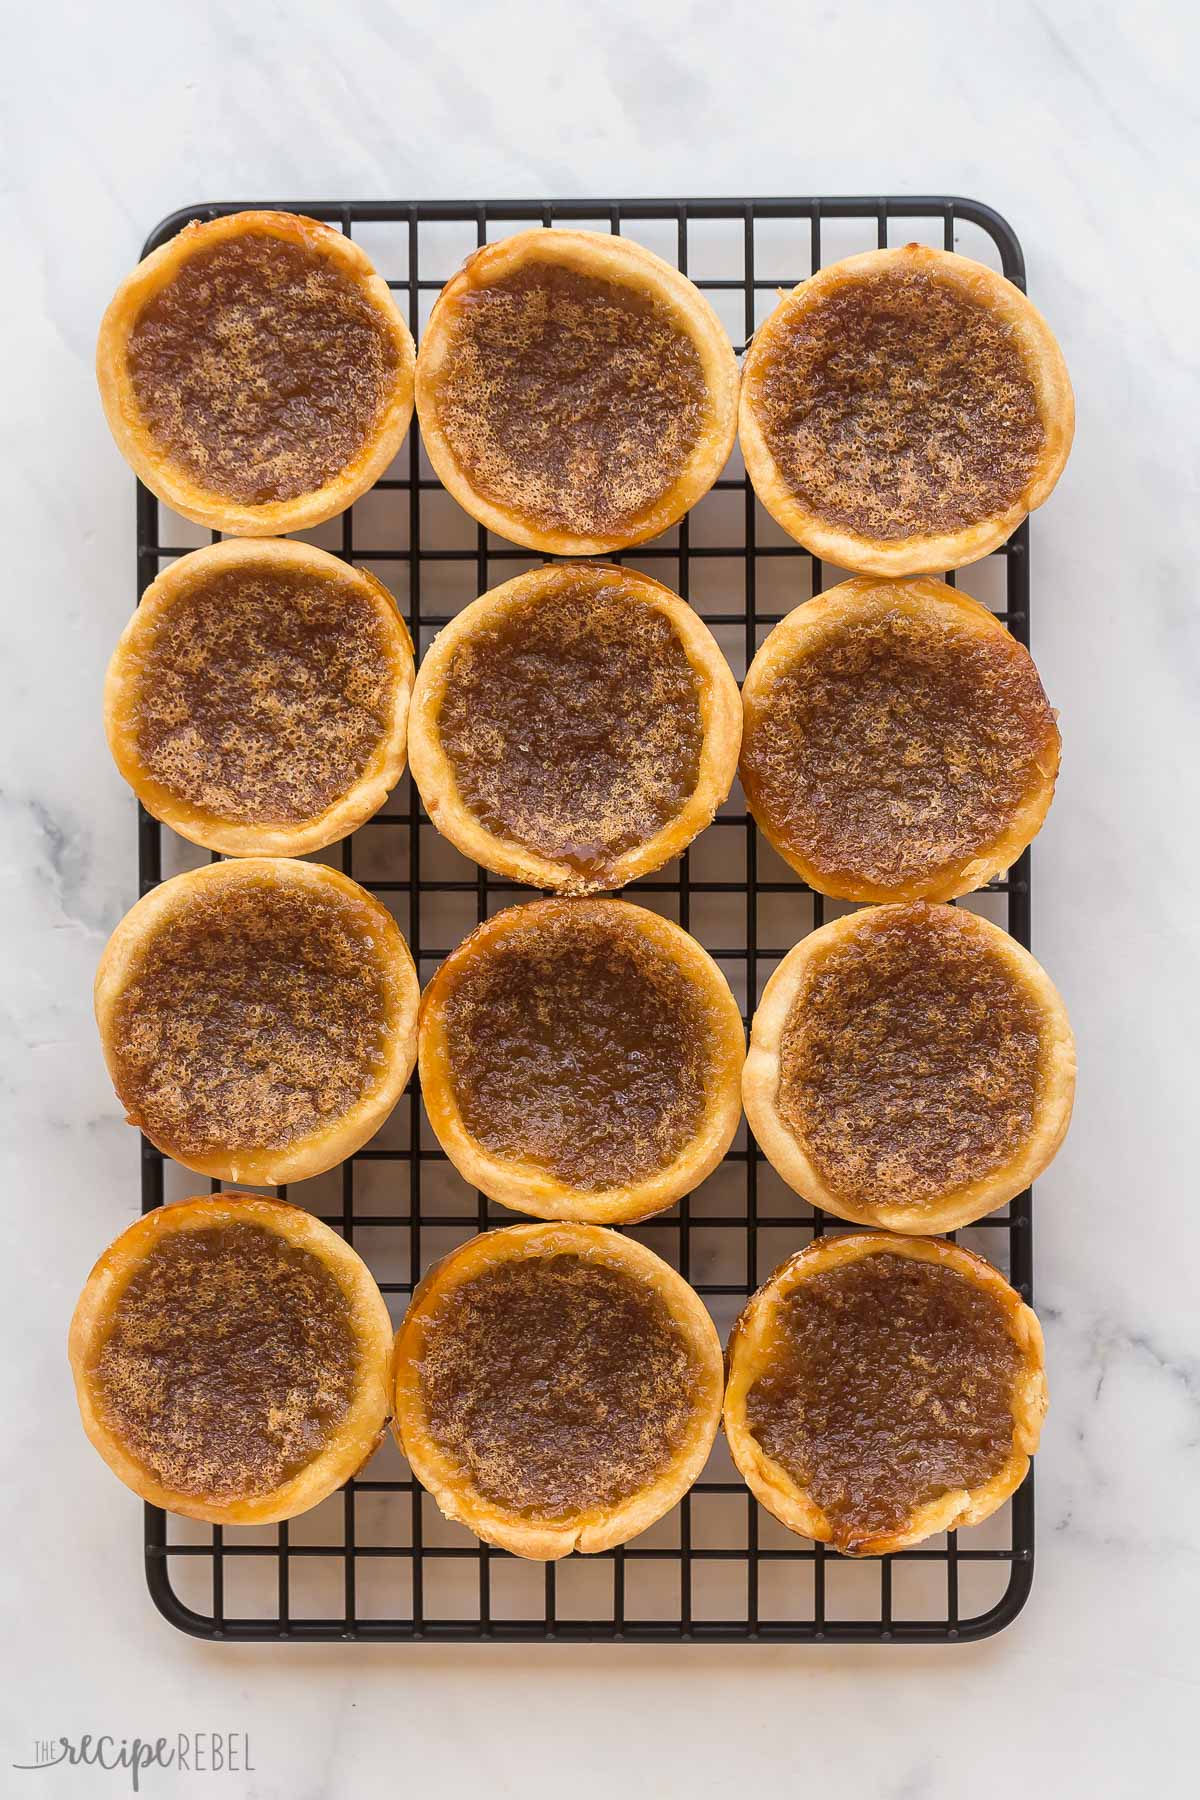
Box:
[432,264,707,536]
[438,573,703,880]
[128,231,400,503]
[421,1253,699,1516]
[111,878,395,1159]
[95,1222,357,1498]
[442,907,713,1190]
[746,1253,1020,1543]
[741,597,1057,893]
[132,563,401,826]
[777,904,1046,1212]
[750,267,1043,539]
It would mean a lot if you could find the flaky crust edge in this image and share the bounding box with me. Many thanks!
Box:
[742,903,1076,1234]
[740,576,1062,901]
[393,1222,723,1558]
[408,562,742,893]
[739,244,1075,575]
[105,538,414,857]
[418,898,746,1224]
[96,210,416,535]
[68,1194,395,1525]
[723,1232,1048,1555]
[414,229,739,555]
[94,858,420,1185]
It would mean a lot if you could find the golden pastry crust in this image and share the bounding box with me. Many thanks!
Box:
[394,1223,723,1558]
[409,562,742,892]
[97,211,415,535]
[740,245,1074,574]
[105,539,414,858]
[419,898,745,1224]
[414,230,739,554]
[95,858,419,1185]
[743,903,1075,1234]
[69,1194,394,1526]
[724,1233,1048,1555]
[740,576,1061,902]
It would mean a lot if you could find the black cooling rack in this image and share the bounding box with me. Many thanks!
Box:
[134,195,1035,1643]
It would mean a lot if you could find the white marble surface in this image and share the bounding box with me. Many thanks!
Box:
[3,0,1198,1794]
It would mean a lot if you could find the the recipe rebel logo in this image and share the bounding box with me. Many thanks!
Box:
[12,1733,254,1791]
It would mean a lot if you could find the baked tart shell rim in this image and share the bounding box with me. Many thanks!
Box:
[742,903,1076,1235]
[96,210,417,536]
[414,229,740,555]
[68,1193,395,1526]
[105,537,415,858]
[392,1221,724,1558]
[740,575,1062,903]
[722,1231,1048,1556]
[417,897,747,1224]
[738,244,1075,575]
[408,562,743,893]
[94,857,420,1186]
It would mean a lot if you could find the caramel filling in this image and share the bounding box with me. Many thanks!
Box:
[746,1254,1020,1543]
[442,909,712,1190]
[111,880,393,1159]
[132,565,400,826]
[420,1253,699,1517]
[94,1223,358,1499]
[741,602,1057,891]
[433,264,708,535]
[128,232,400,504]
[778,905,1045,1211]
[438,576,703,879]
[751,269,1043,539]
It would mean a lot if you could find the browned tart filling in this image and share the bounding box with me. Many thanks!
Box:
[130,561,401,829]
[419,1253,700,1518]
[437,576,703,880]
[127,231,401,506]
[740,588,1058,897]
[93,1222,357,1500]
[751,266,1044,541]
[778,905,1045,1216]
[432,264,708,539]
[441,909,711,1191]
[109,878,392,1163]
[745,1253,1021,1542]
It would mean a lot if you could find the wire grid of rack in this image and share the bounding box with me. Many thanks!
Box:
[135,194,1036,1643]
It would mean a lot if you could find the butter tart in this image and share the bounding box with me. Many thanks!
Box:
[69,1194,394,1525]
[97,211,415,535]
[724,1233,1047,1555]
[95,858,419,1185]
[105,539,414,857]
[744,902,1074,1233]
[394,1223,723,1558]
[740,245,1074,574]
[740,576,1060,902]
[409,561,741,892]
[414,229,739,554]
[419,898,745,1223]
